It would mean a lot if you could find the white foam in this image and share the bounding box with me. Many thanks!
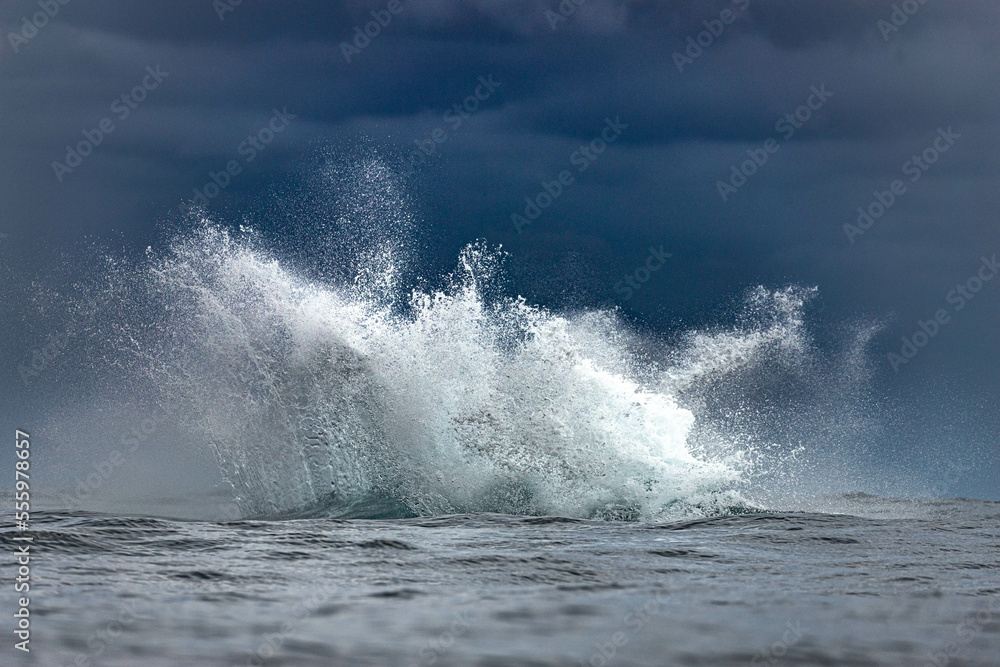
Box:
[137,224,832,521]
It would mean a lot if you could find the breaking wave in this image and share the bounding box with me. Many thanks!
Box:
[119,213,831,521]
[35,155,885,522]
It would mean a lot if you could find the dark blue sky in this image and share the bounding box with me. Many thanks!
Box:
[2,1,998,498]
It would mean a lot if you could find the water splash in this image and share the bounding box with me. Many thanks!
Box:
[128,220,831,521]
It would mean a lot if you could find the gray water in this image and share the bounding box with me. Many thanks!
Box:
[8,228,999,665]
[3,495,998,666]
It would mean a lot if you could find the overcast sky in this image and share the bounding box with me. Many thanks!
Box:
[2,1,998,497]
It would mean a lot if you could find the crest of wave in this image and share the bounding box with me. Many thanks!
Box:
[144,223,812,521]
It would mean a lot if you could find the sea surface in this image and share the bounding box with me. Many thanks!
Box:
[3,495,999,666]
[8,224,999,665]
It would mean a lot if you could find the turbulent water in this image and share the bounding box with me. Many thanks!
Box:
[11,175,997,664]
[3,497,999,666]
[89,221,825,523]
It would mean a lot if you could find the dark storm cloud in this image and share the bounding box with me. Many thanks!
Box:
[5,0,995,157]
[1,1,999,501]
[10,0,989,45]
[0,0,925,44]
[1,1,998,373]
[0,0,994,228]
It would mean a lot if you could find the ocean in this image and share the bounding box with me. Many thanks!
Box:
[6,222,998,666]
[3,496,999,665]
